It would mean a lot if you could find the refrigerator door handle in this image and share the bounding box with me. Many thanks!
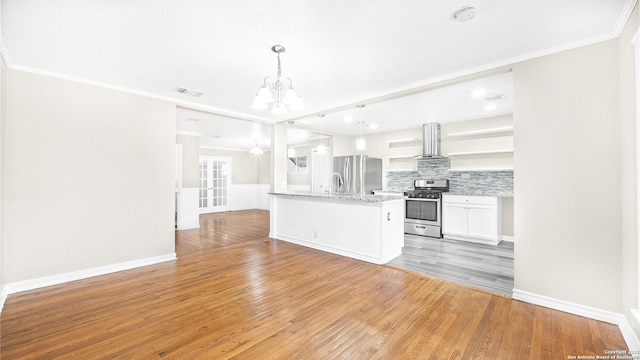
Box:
[344,157,350,193]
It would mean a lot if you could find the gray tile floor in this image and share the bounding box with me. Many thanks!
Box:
[386,234,514,297]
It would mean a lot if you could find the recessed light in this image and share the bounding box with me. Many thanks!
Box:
[485,103,497,111]
[344,116,354,123]
[369,123,379,129]
[472,88,487,98]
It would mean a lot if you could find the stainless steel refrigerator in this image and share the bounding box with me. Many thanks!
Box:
[332,155,383,195]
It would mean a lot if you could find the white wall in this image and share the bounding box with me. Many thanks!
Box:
[0,48,6,306]
[513,39,622,312]
[176,134,200,188]
[4,69,176,283]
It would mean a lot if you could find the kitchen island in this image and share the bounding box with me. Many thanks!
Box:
[269,192,405,264]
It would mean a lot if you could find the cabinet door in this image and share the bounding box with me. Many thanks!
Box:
[442,202,468,236]
[467,204,497,240]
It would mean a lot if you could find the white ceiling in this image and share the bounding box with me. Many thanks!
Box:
[2,0,635,150]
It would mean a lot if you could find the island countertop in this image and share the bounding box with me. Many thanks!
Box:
[269,191,405,203]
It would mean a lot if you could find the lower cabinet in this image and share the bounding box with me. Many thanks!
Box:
[442,194,502,245]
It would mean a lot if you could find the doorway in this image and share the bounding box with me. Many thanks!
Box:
[199,156,231,213]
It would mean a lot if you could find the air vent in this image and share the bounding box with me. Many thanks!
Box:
[454,5,477,22]
[174,87,204,97]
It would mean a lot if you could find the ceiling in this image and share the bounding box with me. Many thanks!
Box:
[2,0,635,150]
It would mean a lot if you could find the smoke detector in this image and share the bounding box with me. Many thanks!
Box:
[454,5,477,22]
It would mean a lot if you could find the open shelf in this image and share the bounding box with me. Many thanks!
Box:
[447,149,513,156]
[449,167,514,172]
[447,126,513,138]
[385,155,415,159]
[385,138,420,144]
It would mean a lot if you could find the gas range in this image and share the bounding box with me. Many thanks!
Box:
[404,179,449,199]
[404,179,449,238]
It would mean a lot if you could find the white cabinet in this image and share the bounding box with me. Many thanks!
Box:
[442,195,502,245]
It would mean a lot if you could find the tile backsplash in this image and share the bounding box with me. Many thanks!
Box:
[386,159,514,197]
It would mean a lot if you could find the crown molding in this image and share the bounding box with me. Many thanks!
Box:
[615,0,639,36]
[7,63,273,124]
[0,29,275,125]
[0,31,12,67]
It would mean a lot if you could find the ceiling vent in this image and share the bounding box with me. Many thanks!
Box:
[174,87,204,97]
[454,5,477,22]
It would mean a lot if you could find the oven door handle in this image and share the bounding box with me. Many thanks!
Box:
[405,198,440,202]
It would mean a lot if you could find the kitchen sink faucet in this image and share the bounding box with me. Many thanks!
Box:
[328,173,343,195]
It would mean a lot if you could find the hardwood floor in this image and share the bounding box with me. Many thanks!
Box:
[0,210,628,358]
[175,209,270,255]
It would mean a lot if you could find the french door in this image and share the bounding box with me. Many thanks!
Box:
[199,157,231,213]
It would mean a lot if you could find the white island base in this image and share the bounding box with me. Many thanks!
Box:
[269,193,405,265]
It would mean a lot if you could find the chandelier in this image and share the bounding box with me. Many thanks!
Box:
[249,140,263,155]
[251,45,303,114]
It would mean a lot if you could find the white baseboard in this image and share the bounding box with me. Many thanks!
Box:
[619,315,640,351]
[443,234,500,246]
[272,234,388,265]
[501,235,514,242]
[0,284,7,312]
[513,288,640,350]
[176,222,200,230]
[513,288,623,324]
[3,253,177,297]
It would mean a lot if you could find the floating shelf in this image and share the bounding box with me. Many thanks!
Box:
[385,168,415,172]
[385,155,415,159]
[447,126,513,138]
[385,138,420,144]
[449,167,514,172]
[446,149,513,156]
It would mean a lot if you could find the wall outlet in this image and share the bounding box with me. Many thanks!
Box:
[461,173,471,180]
[313,230,319,239]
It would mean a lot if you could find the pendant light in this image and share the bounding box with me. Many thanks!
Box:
[317,114,326,155]
[356,104,366,151]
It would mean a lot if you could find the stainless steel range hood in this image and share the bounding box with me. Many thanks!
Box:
[413,123,446,160]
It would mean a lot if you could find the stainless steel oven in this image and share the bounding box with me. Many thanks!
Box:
[404,179,448,238]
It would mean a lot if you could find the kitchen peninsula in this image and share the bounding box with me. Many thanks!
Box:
[269,192,404,264]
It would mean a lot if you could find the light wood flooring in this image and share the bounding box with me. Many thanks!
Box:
[388,235,514,297]
[0,210,628,358]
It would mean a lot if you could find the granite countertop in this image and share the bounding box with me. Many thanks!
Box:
[269,191,405,202]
